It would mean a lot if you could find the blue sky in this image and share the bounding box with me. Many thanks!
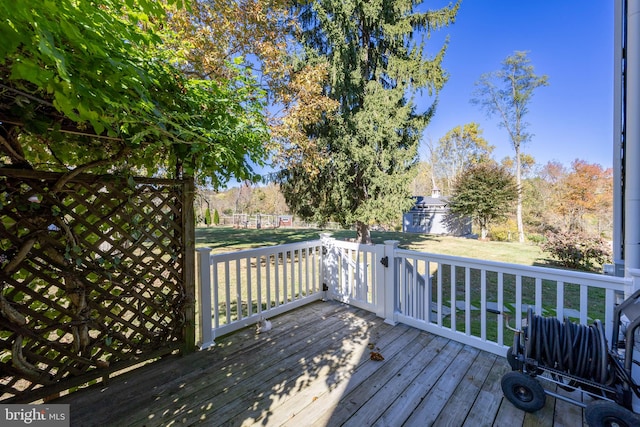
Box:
[420,0,614,169]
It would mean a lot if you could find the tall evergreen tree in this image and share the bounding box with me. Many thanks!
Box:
[277,0,459,243]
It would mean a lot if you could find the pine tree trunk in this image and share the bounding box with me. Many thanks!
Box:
[355,221,372,244]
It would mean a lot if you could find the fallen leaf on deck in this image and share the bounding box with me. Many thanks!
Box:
[370,351,384,361]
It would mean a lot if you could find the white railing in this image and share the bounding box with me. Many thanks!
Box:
[392,246,632,356]
[197,235,639,356]
[196,240,324,348]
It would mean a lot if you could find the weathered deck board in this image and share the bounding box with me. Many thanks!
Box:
[433,349,498,427]
[463,354,511,427]
[53,300,587,426]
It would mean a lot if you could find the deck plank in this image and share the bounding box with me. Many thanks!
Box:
[224,312,394,426]
[494,397,526,426]
[61,301,356,426]
[462,355,511,427]
[433,350,497,427]
[127,304,377,426]
[280,324,422,426]
[50,300,586,426]
[331,331,438,426]
[401,345,480,426]
[371,339,464,427]
[282,325,426,427]
[553,383,587,426]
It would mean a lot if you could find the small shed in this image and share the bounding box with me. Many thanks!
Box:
[402,188,472,235]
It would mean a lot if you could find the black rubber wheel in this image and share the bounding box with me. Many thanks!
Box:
[585,400,640,427]
[501,371,546,412]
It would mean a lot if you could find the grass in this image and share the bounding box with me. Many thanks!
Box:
[196,226,608,346]
[429,266,607,344]
[196,226,553,267]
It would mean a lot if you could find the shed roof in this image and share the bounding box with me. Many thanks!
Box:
[412,195,449,209]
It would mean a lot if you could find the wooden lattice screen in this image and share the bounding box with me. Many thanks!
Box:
[0,169,195,403]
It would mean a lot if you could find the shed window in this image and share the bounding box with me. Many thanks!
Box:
[412,214,428,226]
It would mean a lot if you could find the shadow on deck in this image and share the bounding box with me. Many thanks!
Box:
[54,301,588,426]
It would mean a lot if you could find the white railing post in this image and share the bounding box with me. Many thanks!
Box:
[320,233,336,301]
[374,243,386,318]
[383,240,399,325]
[196,247,214,349]
[627,268,640,297]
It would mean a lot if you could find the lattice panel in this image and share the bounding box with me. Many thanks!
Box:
[0,170,190,402]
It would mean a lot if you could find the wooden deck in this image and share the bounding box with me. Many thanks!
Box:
[54,300,589,426]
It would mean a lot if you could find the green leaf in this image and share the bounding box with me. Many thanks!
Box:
[10,59,46,85]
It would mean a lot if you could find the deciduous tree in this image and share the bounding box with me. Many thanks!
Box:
[431,122,494,194]
[0,0,268,184]
[277,0,460,243]
[449,163,518,239]
[472,51,548,242]
[557,160,613,232]
[167,0,339,177]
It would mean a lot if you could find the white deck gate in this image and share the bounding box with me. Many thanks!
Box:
[197,235,637,356]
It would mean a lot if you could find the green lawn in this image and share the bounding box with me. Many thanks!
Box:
[196,226,609,344]
[196,226,553,267]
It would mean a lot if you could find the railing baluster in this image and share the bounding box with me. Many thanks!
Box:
[556,281,564,321]
[436,263,443,326]
[605,288,615,343]
[355,249,361,300]
[426,260,432,323]
[213,260,219,329]
[481,269,487,341]
[515,275,522,330]
[465,267,471,336]
[303,248,309,296]
[535,277,542,316]
[275,251,280,307]
[497,271,504,346]
[285,250,290,301]
[224,261,231,325]
[363,251,369,303]
[349,248,355,298]
[311,247,316,293]
[412,258,418,319]
[450,264,457,333]
[291,249,296,300]
[257,255,262,314]
[580,284,588,325]
[399,256,406,315]
[246,256,252,317]
[235,259,242,320]
[365,252,370,303]
[266,254,272,310]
